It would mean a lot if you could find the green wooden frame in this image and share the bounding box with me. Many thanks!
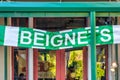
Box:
[1,2,120,11]
[1,2,120,80]
[0,2,120,17]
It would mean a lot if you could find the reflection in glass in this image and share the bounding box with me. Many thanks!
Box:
[38,50,56,80]
[66,50,83,80]
[14,48,27,80]
[96,47,106,80]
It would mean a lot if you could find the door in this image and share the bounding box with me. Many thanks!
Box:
[33,17,87,80]
[33,47,88,80]
[12,18,28,80]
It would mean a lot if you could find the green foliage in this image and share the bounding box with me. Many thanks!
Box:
[68,50,83,80]
[96,62,105,79]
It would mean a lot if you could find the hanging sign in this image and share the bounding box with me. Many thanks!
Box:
[0,25,120,50]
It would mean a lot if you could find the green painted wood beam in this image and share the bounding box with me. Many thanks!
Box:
[90,11,97,80]
[0,12,120,17]
[0,2,120,12]
[0,12,89,17]
[96,12,120,17]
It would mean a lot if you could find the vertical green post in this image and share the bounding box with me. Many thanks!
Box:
[4,18,7,80]
[90,11,97,80]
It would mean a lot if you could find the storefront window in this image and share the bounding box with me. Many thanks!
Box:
[34,17,86,80]
[38,50,56,80]
[66,50,83,80]
[12,18,28,27]
[34,17,86,31]
[96,47,107,80]
[12,18,28,80]
[13,48,27,80]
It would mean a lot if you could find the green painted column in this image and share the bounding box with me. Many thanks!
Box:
[4,18,7,80]
[90,11,97,80]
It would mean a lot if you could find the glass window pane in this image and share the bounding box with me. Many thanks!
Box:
[13,48,27,80]
[12,18,28,27]
[12,18,28,80]
[34,17,86,31]
[38,50,56,80]
[66,50,83,80]
[96,47,106,80]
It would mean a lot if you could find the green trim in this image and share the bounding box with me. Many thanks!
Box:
[4,18,7,80]
[96,12,120,17]
[1,12,120,17]
[90,11,97,80]
[0,12,89,17]
[0,2,120,12]
[0,2,120,17]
